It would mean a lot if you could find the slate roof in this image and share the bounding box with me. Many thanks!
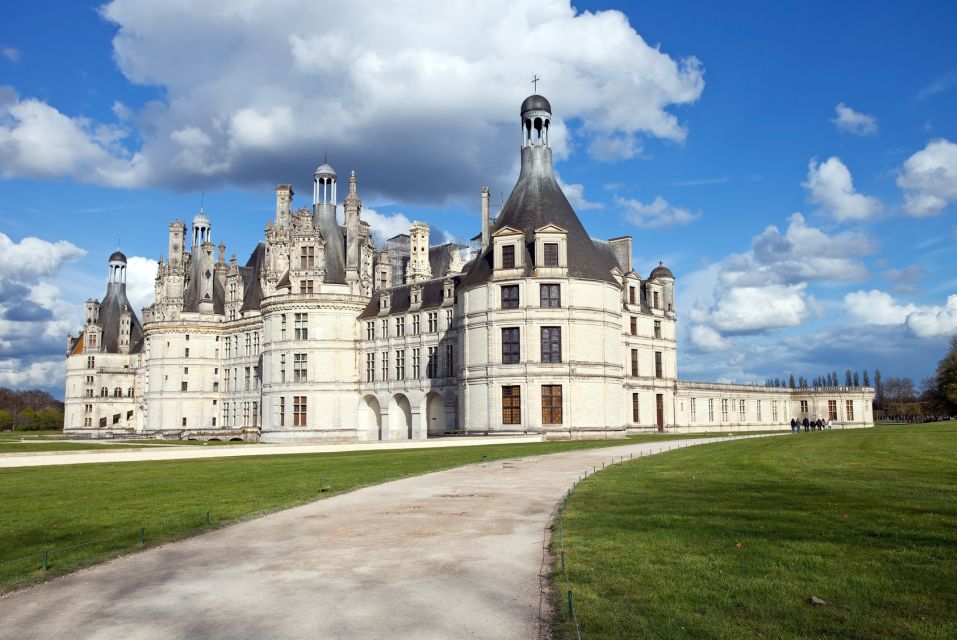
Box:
[358,277,453,319]
[239,243,266,312]
[98,282,144,353]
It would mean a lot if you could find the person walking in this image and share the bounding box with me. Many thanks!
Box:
[790,417,797,434]
[803,417,809,432]
[827,418,833,430]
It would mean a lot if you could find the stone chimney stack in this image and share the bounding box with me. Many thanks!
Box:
[481,185,490,252]
[275,184,293,225]
[405,221,432,283]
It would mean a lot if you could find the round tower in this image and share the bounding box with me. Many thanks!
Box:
[108,251,127,285]
[521,94,552,148]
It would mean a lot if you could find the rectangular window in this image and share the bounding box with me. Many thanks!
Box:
[690,398,697,423]
[845,400,854,421]
[501,285,519,309]
[181,381,188,392]
[412,315,420,335]
[540,284,560,308]
[829,399,838,420]
[446,344,454,377]
[294,313,308,340]
[502,244,515,269]
[245,366,251,390]
[446,308,453,327]
[185,347,190,358]
[428,312,438,333]
[629,287,636,305]
[294,353,307,382]
[252,402,258,428]
[396,349,405,380]
[772,400,779,422]
[225,337,231,357]
[293,396,306,427]
[721,399,729,422]
[381,319,389,338]
[541,327,562,363]
[543,243,559,267]
[502,385,521,424]
[395,317,405,337]
[709,399,715,421]
[655,351,663,379]
[279,397,285,427]
[300,245,315,269]
[280,315,286,340]
[800,400,809,414]
[756,400,762,422]
[502,328,520,364]
[542,385,563,424]
[181,417,186,427]
[381,351,389,381]
[366,353,375,382]
[739,399,746,421]
[631,349,639,376]
[245,334,251,355]
[412,348,421,378]
[300,279,314,294]
[653,290,661,309]
[632,393,640,422]
[654,320,662,339]
[366,321,375,340]
[630,317,637,336]
[427,346,438,378]
[280,354,286,383]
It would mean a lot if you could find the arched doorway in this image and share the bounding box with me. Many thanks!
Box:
[359,395,383,441]
[425,391,447,436]
[389,394,413,440]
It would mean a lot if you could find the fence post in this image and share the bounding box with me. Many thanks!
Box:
[206,511,211,525]
[139,527,145,544]
[42,550,49,571]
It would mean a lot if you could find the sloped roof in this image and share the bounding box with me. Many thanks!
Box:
[98,282,144,354]
[358,277,452,319]
[240,243,266,312]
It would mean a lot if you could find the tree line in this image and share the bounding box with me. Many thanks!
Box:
[764,369,874,390]
[0,388,64,431]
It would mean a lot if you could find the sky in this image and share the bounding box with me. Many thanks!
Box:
[1,0,956,397]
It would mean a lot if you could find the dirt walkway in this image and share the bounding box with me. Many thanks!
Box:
[0,437,748,639]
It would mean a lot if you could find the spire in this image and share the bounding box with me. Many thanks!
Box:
[344,169,360,207]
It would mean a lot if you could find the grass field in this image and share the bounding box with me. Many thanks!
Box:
[0,432,738,593]
[553,423,957,639]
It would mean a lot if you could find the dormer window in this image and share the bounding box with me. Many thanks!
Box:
[533,224,567,273]
[300,245,315,269]
[502,245,515,269]
[543,243,559,267]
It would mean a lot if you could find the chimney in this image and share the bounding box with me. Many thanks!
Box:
[481,186,490,252]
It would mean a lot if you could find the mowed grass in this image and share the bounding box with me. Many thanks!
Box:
[553,423,957,640]
[0,432,735,593]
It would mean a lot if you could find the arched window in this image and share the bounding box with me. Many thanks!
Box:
[127,387,134,397]
[113,387,122,397]
[100,387,108,397]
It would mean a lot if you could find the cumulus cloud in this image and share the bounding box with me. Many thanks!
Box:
[2,2,704,204]
[361,209,414,247]
[843,289,957,338]
[556,173,603,211]
[0,357,65,388]
[125,256,158,313]
[688,324,729,351]
[803,157,881,222]
[897,139,957,216]
[697,283,811,334]
[1,47,21,63]
[0,232,86,284]
[831,103,877,136]
[617,195,699,228]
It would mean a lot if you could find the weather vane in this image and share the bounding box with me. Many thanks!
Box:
[531,74,540,92]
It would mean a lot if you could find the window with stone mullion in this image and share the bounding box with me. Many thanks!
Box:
[541,327,561,363]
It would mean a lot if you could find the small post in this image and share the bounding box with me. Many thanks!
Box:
[139,527,145,544]
[567,590,576,621]
[42,550,49,571]
[206,511,211,525]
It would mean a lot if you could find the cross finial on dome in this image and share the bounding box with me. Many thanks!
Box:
[531,74,540,92]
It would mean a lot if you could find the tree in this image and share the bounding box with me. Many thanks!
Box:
[853,371,860,386]
[863,370,870,387]
[36,407,63,430]
[13,408,37,431]
[0,409,12,431]
[845,369,853,386]
[874,369,883,408]
[932,336,957,413]
[789,374,796,389]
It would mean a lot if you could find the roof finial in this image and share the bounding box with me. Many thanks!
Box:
[531,74,540,93]
[324,147,328,164]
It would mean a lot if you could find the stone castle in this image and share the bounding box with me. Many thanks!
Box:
[64,94,874,441]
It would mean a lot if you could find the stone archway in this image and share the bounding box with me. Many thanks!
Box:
[389,394,413,440]
[359,395,383,441]
[425,391,447,436]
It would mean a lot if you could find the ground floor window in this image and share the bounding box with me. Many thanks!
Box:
[721,399,729,422]
[739,399,746,421]
[772,400,779,422]
[502,386,521,425]
[294,396,307,427]
[690,398,697,423]
[708,399,714,422]
[542,385,562,424]
[756,400,762,422]
[279,397,285,427]
[800,400,809,414]
[632,393,640,423]
[828,400,838,420]
[846,400,854,420]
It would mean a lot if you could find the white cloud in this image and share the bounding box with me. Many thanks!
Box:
[5,1,705,204]
[831,103,877,136]
[556,173,603,211]
[843,290,957,338]
[897,139,957,216]
[0,232,86,283]
[689,324,729,351]
[361,208,414,247]
[617,195,699,228]
[0,358,65,389]
[125,256,158,313]
[1,47,21,63]
[701,283,810,333]
[803,157,881,222]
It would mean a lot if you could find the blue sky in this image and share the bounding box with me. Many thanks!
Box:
[1,0,955,396]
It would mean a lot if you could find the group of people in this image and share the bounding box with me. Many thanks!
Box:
[790,417,831,433]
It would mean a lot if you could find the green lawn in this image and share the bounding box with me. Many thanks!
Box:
[0,432,737,594]
[553,423,957,640]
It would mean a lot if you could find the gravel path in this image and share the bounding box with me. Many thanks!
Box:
[0,436,744,639]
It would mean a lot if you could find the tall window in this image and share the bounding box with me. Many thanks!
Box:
[739,399,746,421]
[845,400,854,420]
[244,367,251,390]
[87,356,95,369]
[501,285,519,309]
[772,400,779,421]
[395,317,405,337]
[542,385,562,424]
[543,243,559,267]
[708,399,715,421]
[502,386,521,424]
[540,284,560,308]
[279,354,286,382]
[721,399,729,421]
[632,393,640,422]
[630,317,637,336]
[654,320,662,339]
[653,291,660,309]
[629,287,636,305]
[280,315,286,340]
[279,397,285,427]
[829,399,838,420]
[225,336,232,357]
[381,352,389,381]
[412,315,420,335]
[366,353,375,382]
[446,309,453,327]
[631,349,638,376]
[427,346,438,378]
[446,344,455,377]
[428,312,438,333]
[655,351,663,379]
[293,396,306,426]
[541,327,562,363]
[300,245,314,269]
[293,353,307,382]
[245,334,251,355]
[412,348,421,378]
[502,245,515,269]
[294,313,308,339]
[800,400,809,414]
[366,321,375,340]
[381,319,389,338]
[502,328,520,364]
[300,279,314,294]
[756,400,762,422]
[396,349,405,380]
[689,398,697,423]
